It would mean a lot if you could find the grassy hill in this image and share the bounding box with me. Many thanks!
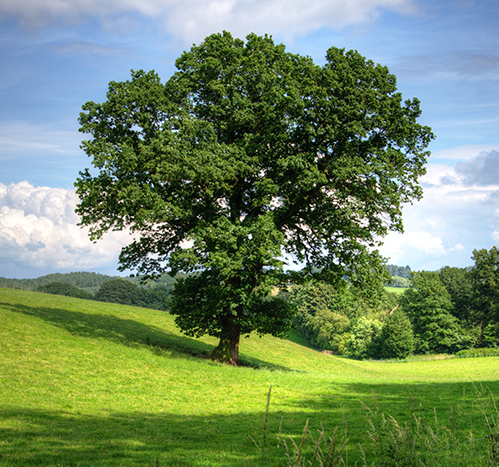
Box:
[1,288,498,465]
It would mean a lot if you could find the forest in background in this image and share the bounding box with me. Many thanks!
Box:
[285,247,499,359]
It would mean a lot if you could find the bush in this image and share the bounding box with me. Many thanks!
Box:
[481,323,499,348]
[95,278,145,306]
[142,285,172,311]
[345,316,383,359]
[308,309,350,351]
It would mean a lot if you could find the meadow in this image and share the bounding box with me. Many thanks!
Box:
[1,288,498,466]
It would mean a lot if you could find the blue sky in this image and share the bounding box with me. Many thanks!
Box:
[0,0,498,278]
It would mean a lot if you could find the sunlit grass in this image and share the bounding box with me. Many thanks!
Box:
[384,286,408,295]
[1,288,498,465]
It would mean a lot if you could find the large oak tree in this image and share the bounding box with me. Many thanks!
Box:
[75,32,433,365]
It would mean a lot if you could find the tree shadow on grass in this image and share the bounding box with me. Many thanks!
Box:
[0,407,339,466]
[0,406,350,466]
[291,378,499,425]
[0,406,270,466]
[1,381,496,466]
[1,300,211,358]
[1,301,292,371]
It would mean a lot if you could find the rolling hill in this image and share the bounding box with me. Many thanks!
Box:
[1,287,498,465]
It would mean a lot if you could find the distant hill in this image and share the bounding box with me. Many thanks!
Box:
[1,271,118,293]
[2,266,409,293]
[385,264,412,288]
[0,271,177,294]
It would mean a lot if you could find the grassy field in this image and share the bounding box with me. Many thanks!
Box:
[1,288,498,466]
[384,286,408,295]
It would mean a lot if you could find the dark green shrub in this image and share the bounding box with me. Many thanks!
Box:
[95,278,145,306]
[379,309,414,359]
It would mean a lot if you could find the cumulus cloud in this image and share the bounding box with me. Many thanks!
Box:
[455,150,499,186]
[379,230,447,265]
[377,147,499,269]
[0,181,131,274]
[0,0,417,42]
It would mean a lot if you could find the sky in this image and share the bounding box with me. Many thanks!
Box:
[0,0,498,279]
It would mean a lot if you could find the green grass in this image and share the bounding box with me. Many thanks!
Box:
[1,288,498,465]
[385,286,408,295]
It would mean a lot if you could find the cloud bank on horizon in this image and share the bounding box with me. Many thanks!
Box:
[0,182,130,278]
[0,0,498,278]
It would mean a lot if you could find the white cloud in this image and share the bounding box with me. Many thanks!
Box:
[0,0,417,42]
[377,146,499,270]
[431,144,499,161]
[379,230,446,265]
[455,150,499,186]
[0,181,130,273]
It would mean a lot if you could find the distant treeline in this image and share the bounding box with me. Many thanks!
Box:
[1,271,177,312]
[1,271,115,294]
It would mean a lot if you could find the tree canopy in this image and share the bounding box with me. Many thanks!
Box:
[379,309,414,359]
[75,31,433,365]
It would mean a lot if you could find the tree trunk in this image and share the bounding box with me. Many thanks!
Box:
[209,323,241,366]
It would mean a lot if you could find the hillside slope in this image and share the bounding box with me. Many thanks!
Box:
[1,288,498,465]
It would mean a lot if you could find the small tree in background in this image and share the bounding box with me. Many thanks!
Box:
[401,271,462,354]
[379,309,414,359]
[470,246,499,329]
[438,266,474,323]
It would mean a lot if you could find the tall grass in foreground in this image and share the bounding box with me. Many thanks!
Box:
[359,383,499,466]
[252,384,498,466]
